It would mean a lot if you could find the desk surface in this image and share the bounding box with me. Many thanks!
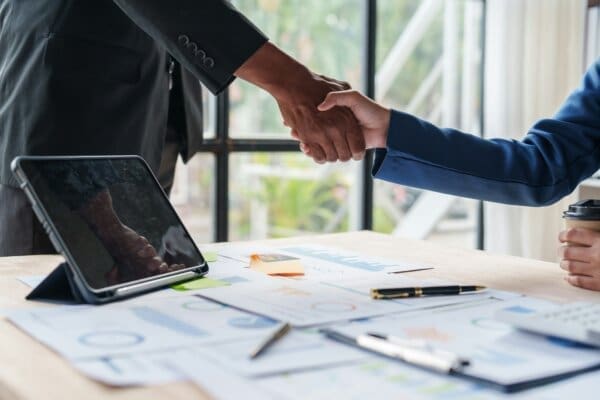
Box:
[1,231,598,399]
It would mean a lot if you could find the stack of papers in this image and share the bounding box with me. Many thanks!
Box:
[8,244,600,398]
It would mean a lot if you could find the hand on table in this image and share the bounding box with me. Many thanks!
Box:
[558,228,600,291]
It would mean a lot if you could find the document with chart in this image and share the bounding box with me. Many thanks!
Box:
[8,243,598,395]
[328,297,600,390]
[8,295,283,360]
[197,275,516,327]
[218,243,434,280]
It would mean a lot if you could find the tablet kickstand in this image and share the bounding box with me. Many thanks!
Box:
[26,262,84,304]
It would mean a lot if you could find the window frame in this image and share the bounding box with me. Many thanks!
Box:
[193,0,486,247]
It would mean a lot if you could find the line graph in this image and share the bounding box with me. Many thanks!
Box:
[281,246,399,272]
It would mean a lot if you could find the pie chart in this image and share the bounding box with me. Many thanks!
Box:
[78,331,144,348]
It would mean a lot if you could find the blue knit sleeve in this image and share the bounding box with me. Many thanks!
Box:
[373,58,600,206]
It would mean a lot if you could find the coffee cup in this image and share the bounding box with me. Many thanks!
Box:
[563,199,600,236]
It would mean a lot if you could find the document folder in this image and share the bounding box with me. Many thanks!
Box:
[321,328,600,393]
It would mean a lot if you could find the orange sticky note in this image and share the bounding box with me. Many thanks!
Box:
[249,253,305,276]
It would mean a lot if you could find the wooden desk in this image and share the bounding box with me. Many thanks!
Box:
[1,231,598,399]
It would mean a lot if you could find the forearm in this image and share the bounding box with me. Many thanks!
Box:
[373,110,600,206]
[375,59,600,206]
[236,42,364,162]
[235,42,309,98]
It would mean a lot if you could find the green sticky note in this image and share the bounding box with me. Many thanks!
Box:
[171,277,230,291]
[202,251,218,262]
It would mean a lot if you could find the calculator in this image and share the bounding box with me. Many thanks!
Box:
[495,302,600,347]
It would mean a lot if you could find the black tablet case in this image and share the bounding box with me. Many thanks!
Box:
[26,262,84,304]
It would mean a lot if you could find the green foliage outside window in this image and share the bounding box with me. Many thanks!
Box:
[225,1,477,239]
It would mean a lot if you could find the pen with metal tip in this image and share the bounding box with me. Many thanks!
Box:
[249,322,291,359]
[371,285,486,299]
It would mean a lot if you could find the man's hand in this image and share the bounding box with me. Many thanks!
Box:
[558,228,600,291]
[295,90,391,160]
[235,42,365,162]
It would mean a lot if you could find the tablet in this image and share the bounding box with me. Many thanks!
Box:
[11,155,208,303]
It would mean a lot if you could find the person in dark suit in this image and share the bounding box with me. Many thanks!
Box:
[0,0,364,256]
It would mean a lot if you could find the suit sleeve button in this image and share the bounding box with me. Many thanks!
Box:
[178,34,190,45]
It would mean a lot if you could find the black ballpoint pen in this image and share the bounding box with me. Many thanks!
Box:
[371,285,486,299]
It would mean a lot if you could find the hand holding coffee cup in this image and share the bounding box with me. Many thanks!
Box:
[558,199,600,291]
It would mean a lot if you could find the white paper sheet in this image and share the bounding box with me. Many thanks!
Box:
[74,353,182,386]
[331,297,600,386]
[197,280,406,327]
[218,243,434,282]
[9,245,592,395]
[200,256,271,284]
[162,351,279,400]
[167,341,600,400]
[8,295,279,360]
[17,275,45,288]
[71,327,368,387]
[198,275,518,327]
[195,328,367,377]
[278,243,434,276]
[258,358,600,400]
[257,357,504,400]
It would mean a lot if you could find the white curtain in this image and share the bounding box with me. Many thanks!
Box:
[483,0,587,261]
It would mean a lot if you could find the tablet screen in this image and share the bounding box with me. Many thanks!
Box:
[19,157,205,290]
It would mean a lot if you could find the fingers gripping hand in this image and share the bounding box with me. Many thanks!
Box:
[294,108,364,163]
[276,74,365,163]
[318,90,391,150]
[235,44,365,163]
[558,228,600,291]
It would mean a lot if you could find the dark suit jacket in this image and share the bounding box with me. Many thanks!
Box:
[0,0,267,187]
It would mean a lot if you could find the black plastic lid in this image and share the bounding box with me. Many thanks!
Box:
[563,199,600,220]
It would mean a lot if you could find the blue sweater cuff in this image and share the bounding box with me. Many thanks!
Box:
[372,110,428,177]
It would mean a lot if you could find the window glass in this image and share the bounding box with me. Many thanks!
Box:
[373,0,484,248]
[202,87,216,140]
[229,0,363,139]
[170,154,215,244]
[229,153,360,240]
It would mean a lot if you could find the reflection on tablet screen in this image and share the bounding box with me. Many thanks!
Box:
[22,158,204,289]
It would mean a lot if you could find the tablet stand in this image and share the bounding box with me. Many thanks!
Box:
[26,262,84,304]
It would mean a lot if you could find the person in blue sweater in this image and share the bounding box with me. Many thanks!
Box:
[301,58,600,291]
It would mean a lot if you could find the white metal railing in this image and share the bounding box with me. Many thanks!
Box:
[376,0,444,99]
[376,0,482,239]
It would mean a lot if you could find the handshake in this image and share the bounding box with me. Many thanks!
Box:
[278,79,392,164]
[236,42,390,163]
